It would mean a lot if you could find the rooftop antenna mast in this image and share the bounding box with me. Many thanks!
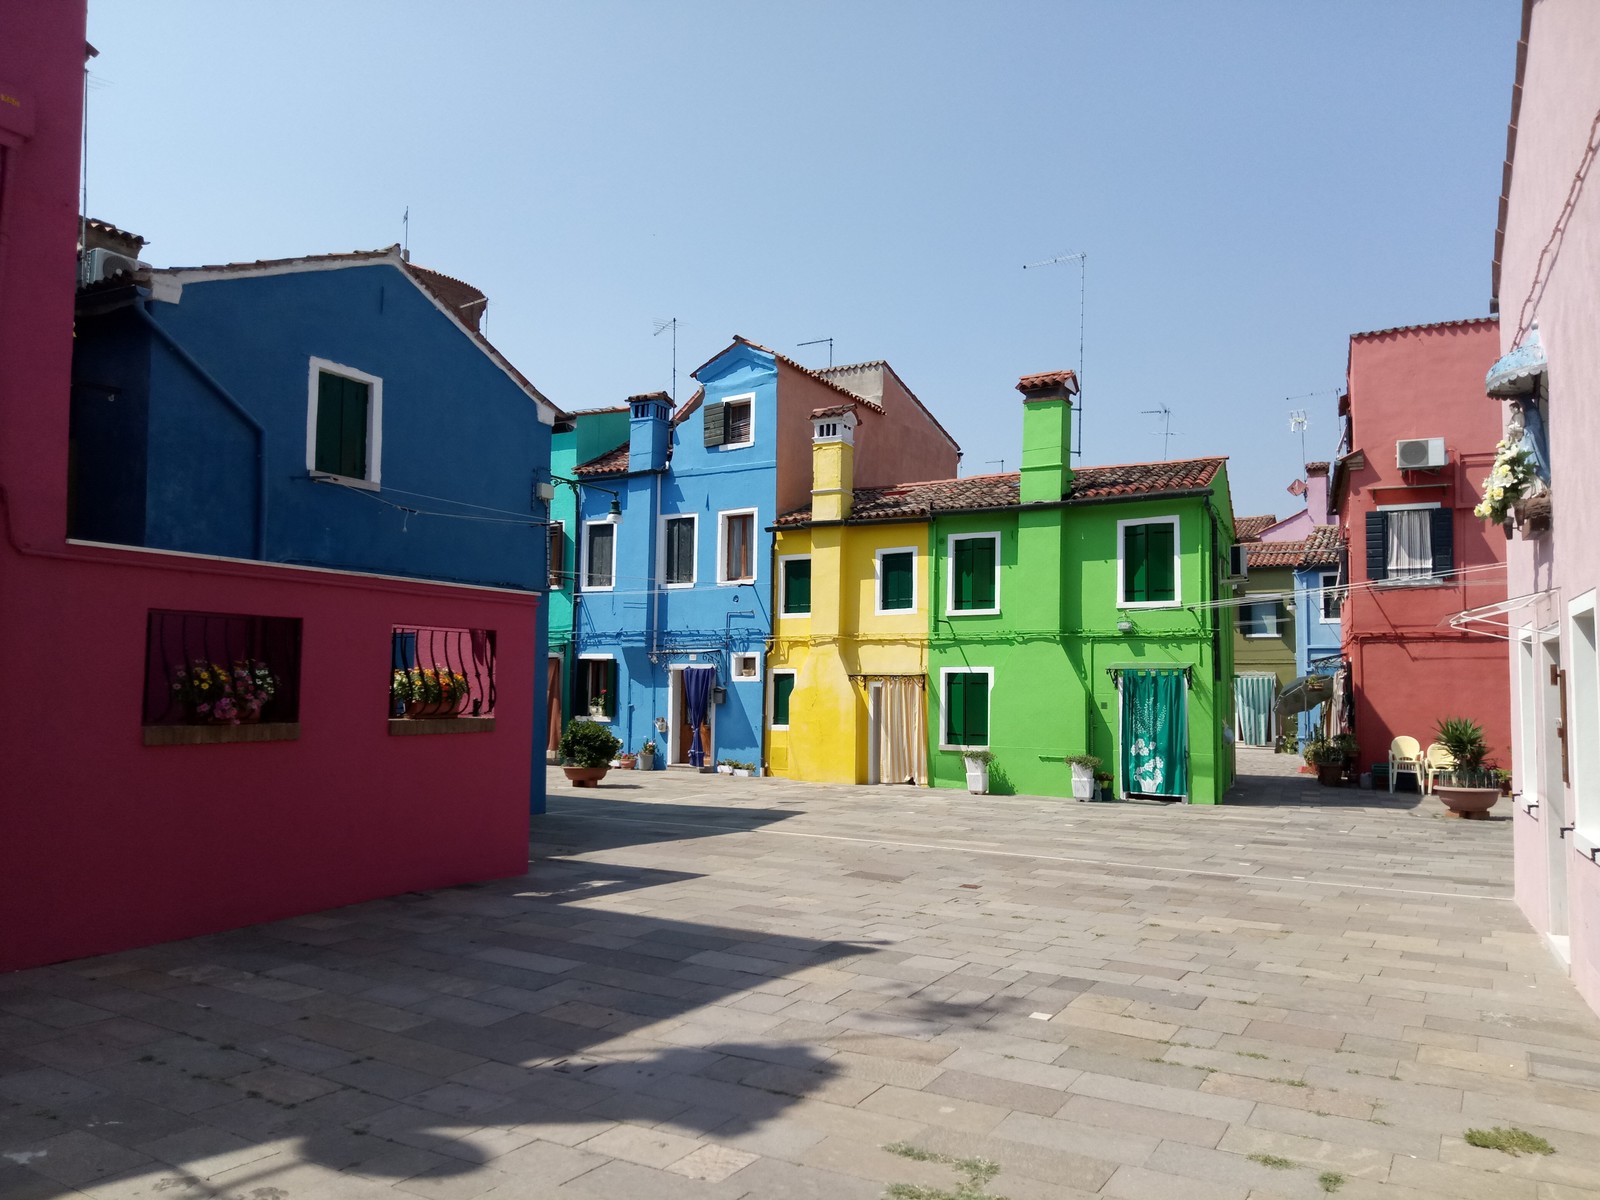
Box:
[797,337,834,367]
[652,318,679,402]
[1022,249,1086,459]
[1288,410,1308,468]
[1141,403,1175,460]
[401,207,410,262]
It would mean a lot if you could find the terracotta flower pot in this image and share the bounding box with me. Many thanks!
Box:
[1315,762,1343,787]
[563,766,609,788]
[1433,784,1501,819]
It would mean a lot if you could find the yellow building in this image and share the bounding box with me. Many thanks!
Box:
[767,408,930,784]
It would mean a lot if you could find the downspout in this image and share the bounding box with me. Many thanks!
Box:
[131,296,268,559]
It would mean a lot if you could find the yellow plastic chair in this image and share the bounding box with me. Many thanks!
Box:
[1423,742,1455,795]
[1389,736,1424,794]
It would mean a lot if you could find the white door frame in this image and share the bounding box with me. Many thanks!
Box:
[867,681,882,785]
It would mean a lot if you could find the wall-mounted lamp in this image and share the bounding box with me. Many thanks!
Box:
[604,498,622,525]
[551,473,623,526]
[1116,619,1134,634]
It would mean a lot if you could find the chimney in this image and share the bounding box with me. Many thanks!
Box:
[1016,371,1079,504]
[1304,461,1332,523]
[810,405,857,522]
[627,392,671,474]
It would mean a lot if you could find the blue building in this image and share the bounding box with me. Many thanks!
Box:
[568,338,959,769]
[1291,525,1344,739]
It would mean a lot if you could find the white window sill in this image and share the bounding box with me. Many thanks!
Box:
[1242,633,1283,639]
[719,579,757,587]
[1372,577,1448,589]
[876,606,917,616]
[942,744,991,754]
[309,470,380,491]
[719,440,755,452]
[578,713,614,724]
[781,611,811,619]
[1119,600,1180,610]
[770,725,791,732]
[583,584,616,593]
[663,581,695,590]
[947,608,1000,618]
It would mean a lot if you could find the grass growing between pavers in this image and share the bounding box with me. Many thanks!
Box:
[1318,1170,1346,1193]
[1463,1127,1555,1156]
[1248,1153,1297,1169]
[883,1142,1006,1200]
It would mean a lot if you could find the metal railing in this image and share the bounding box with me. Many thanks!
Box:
[143,610,302,725]
[390,626,496,718]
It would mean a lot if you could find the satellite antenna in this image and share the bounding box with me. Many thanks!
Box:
[1141,404,1175,460]
[652,318,679,402]
[1023,249,1087,459]
[797,337,834,367]
[1288,409,1309,468]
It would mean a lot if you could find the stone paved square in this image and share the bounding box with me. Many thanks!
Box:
[3,749,1599,1198]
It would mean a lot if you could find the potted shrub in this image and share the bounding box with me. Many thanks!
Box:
[559,719,621,787]
[638,740,656,771]
[1303,735,1344,786]
[1065,754,1101,801]
[1492,766,1512,796]
[961,748,994,795]
[1432,717,1501,819]
[1094,769,1114,802]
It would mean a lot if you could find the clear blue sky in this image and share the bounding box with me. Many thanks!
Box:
[85,1,1521,521]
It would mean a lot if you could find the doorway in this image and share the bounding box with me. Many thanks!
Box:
[1541,630,1568,947]
[546,655,563,760]
[669,666,714,767]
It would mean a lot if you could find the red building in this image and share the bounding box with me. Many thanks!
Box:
[0,6,542,972]
[1331,319,1510,778]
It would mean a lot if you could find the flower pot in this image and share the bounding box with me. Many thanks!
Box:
[1433,784,1501,819]
[638,751,654,771]
[1070,764,1096,801]
[563,766,609,788]
[406,698,463,719]
[963,756,989,795]
[733,768,750,778]
[617,754,637,770]
[1315,762,1343,787]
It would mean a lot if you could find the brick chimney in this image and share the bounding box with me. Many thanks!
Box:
[810,405,857,522]
[1016,371,1079,504]
[628,392,671,474]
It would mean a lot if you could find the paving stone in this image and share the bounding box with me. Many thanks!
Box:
[6,1129,155,1187]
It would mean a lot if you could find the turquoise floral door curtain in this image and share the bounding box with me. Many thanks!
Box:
[1121,668,1189,799]
[1233,672,1277,746]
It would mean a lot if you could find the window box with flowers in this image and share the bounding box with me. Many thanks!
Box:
[391,666,471,718]
[142,611,302,747]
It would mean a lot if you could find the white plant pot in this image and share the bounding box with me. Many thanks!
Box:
[733,768,750,778]
[717,765,733,775]
[963,757,989,795]
[1070,764,1096,801]
[637,752,654,771]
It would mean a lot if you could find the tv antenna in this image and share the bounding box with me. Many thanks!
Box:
[1288,409,1308,467]
[1022,249,1086,459]
[652,318,679,402]
[401,207,410,262]
[797,337,834,367]
[1141,404,1175,460]
[985,459,1006,474]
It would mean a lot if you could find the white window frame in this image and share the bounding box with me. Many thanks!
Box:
[769,668,797,730]
[779,554,812,617]
[717,507,759,585]
[1236,599,1282,639]
[1319,571,1342,623]
[945,532,1001,618]
[577,653,616,723]
[546,520,566,591]
[1116,515,1181,610]
[1568,591,1600,845]
[582,520,616,592]
[1514,626,1539,812]
[305,357,383,489]
[875,546,918,615]
[719,392,756,451]
[659,513,697,589]
[1374,501,1444,587]
[731,652,761,682]
[938,665,994,752]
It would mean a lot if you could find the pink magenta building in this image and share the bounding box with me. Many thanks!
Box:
[0,5,542,972]
[1492,0,1600,1015]
[1330,319,1509,778]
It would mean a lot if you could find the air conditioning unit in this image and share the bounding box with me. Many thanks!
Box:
[1226,543,1249,582]
[78,247,146,288]
[1396,437,1447,470]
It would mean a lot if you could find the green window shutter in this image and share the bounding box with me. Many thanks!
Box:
[315,372,343,475]
[1147,522,1175,601]
[784,559,812,614]
[703,402,726,447]
[969,538,995,609]
[607,660,619,713]
[339,376,368,478]
[1124,523,1147,602]
[945,673,966,743]
[315,372,369,478]
[952,539,972,609]
[773,673,794,726]
[964,674,989,744]
[881,552,913,610]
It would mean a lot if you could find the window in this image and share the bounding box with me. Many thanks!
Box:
[1366,507,1452,584]
[662,515,696,587]
[306,358,382,486]
[877,548,916,614]
[781,556,812,615]
[142,609,302,745]
[547,522,565,590]
[577,656,617,722]
[584,522,615,590]
[947,533,1000,615]
[732,653,760,681]
[719,509,757,583]
[703,392,755,450]
[1236,601,1282,638]
[1320,571,1342,621]
[941,668,992,749]
[1119,517,1179,607]
[771,670,796,729]
[390,626,496,726]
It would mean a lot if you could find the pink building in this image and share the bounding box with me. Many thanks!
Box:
[1490,0,1600,1016]
[1330,320,1509,777]
[0,6,542,972]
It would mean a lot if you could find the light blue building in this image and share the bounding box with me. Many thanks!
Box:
[1291,525,1343,739]
[568,337,959,769]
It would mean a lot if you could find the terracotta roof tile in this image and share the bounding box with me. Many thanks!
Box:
[811,403,857,419]
[1066,457,1225,501]
[1300,524,1343,567]
[692,336,884,412]
[1242,526,1343,570]
[1234,514,1278,542]
[1244,540,1306,569]
[575,440,630,476]
[1015,370,1080,395]
[1350,316,1497,340]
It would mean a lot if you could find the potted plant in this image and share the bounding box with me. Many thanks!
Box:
[716,759,735,775]
[638,740,656,771]
[1431,716,1501,818]
[1302,735,1344,786]
[1095,770,1114,802]
[391,666,470,718]
[617,749,637,770]
[1065,754,1101,801]
[960,748,994,795]
[1492,766,1513,796]
[587,688,609,719]
[559,719,621,787]
[173,658,277,725]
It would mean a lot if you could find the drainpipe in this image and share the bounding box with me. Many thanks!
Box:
[131,297,268,559]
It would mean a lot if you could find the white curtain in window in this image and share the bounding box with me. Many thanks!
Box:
[1386,510,1432,579]
[878,676,928,787]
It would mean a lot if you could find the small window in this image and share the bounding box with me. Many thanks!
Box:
[1120,518,1178,606]
[1320,571,1342,621]
[781,556,812,615]
[307,358,381,485]
[703,392,756,449]
[663,515,696,586]
[547,521,565,590]
[142,609,302,744]
[877,549,915,613]
[947,533,999,615]
[942,669,991,749]
[771,670,796,728]
[1366,507,1452,584]
[577,657,617,722]
[1237,601,1282,639]
[584,522,615,590]
[732,653,760,681]
[391,626,495,722]
[720,510,757,583]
